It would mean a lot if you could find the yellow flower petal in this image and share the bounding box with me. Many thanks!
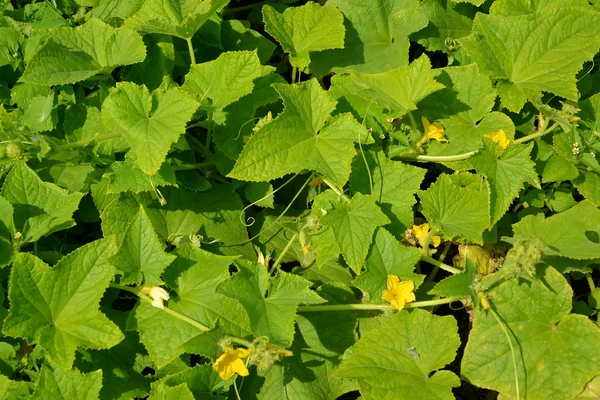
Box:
[412,223,442,248]
[382,275,416,310]
[419,117,448,145]
[213,347,252,380]
[485,129,511,152]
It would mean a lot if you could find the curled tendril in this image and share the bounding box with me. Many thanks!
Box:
[238,174,298,227]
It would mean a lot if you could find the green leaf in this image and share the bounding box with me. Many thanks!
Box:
[106,160,178,194]
[131,244,250,368]
[334,309,461,399]
[353,227,423,301]
[124,34,175,91]
[263,2,345,71]
[414,0,475,60]
[229,79,371,187]
[212,70,285,160]
[75,312,150,400]
[245,182,274,208]
[218,261,324,347]
[182,51,263,112]
[125,0,228,39]
[512,200,600,259]
[310,0,427,75]
[249,285,359,399]
[151,365,231,400]
[21,19,146,86]
[21,91,55,132]
[143,186,252,258]
[418,173,489,243]
[490,0,590,16]
[496,80,527,113]
[542,154,579,183]
[322,193,390,274]
[3,239,124,368]
[30,363,102,400]
[460,8,600,101]
[349,55,444,118]
[350,149,426,234]
[574,171,600,206]
[462,266,600,399]
[150,382,195,400]
[430,257,477,298]
[1,163,83,244]
[470,140,539,226]
[101,82,198,176]
[0,375,30,399]
[110,205,176,285]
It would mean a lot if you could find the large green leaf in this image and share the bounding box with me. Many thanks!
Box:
[150,365,231,400]
[228,79,371,187]
[182,51,263,112]
[263,2,345,71]
[512,200,600,259]
[2,240,124,368]
[218,261,324,347]
[462,266,600,399]
[350,149,426,234]
[30,363,102,400]
[131,245,250,368]
[21,19,146,86]
[110,205,176,285]
[335,309,460,399]
[349,55,444,118]
[101,82,198,176]
[321,193,390,274]
[353,228,423,302]
[1,163,83,244]
[418,173,489,243]
[310,0,427,75]
[461,8,600,101]
[470,140,539,227]
[125,0,228,39]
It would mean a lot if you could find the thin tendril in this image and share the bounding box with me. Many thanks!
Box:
[235,117,262,140]
[238,174,298,226]
[358,97,377,194]
[226,173,314,247]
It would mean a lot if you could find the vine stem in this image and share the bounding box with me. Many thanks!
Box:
[172,160,215,171]
[425,242,451,283]
[186,38,196,65]
[420,254,462,275]
[205,112,214,149]
[53,133,121,151]
[390,150,478,162]
[109,283,210,332]
[322,178,351,203]
[271,232,299,273]
[587,273,596,292]
[514,122,557,144]
[291,66,298,84]
[297,296,465,313]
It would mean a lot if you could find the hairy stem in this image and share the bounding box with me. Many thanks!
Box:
[297,296,465,313]
[420,254,462,275]
[109,283,210,332]
[514,123,557,144]
[172,160,215,171]
[322,177,351,203]
[54,133,121,151]
[186,38,196,65]
[271,232,299,273]
[390,150,478,162]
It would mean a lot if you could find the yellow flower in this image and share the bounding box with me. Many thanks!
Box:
[213,347,252,380]
[382,275,416,310]
[412,223,442,248]
[141,286,169,309]
[418,117,448,145]
[485,129,511,152]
